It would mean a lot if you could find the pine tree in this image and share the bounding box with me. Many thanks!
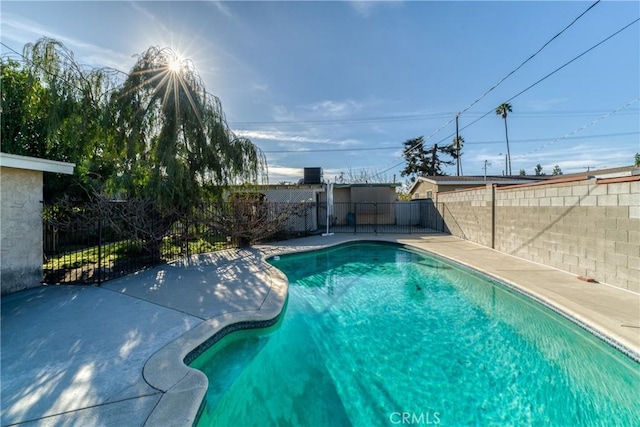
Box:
[400,136,454,180]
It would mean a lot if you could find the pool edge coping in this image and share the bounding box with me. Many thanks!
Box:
[398,243,640,364]
[263,235,640,362]
[141,255,289,427]
[141,235,639,426]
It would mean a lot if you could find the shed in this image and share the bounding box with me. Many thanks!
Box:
[319,183,401,226]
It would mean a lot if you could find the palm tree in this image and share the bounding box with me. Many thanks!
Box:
[452,135,465,176]
[495,102,513,175]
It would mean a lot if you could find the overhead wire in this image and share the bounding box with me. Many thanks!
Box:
[430,16,640,148]
[2,4,637,177]
[363,1,606,178]
[513,97,640,162]
[455,0,602,118]
[366,16,640,179]
[260,131,639,153]
[232,2,604,138]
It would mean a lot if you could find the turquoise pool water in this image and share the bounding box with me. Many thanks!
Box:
[190,242,640,426]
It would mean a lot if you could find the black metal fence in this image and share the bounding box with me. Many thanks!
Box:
[43,199,440,285]
[321,201,438,234]
[43,200,318,285]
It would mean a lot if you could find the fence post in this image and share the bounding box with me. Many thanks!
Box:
[185,215,190,260]
[97,215,102,286]
[491,184,496,249]
[374,202,378,235]
[354,204,357,234]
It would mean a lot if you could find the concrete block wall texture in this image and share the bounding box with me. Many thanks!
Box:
[434,176,640,292]
[0,167,44,295]
[435,185,493,247]
[495,176,639,292]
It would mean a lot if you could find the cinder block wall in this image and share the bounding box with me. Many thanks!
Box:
[434,176,639,292]
[0,167,43,295]
[495,177,639,292]
[435,185,494,247]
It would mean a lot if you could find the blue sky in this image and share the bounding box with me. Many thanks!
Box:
[2,1,639,184]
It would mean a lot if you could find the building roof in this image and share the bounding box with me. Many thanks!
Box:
[409,165,639,194]
[0,152,75,175]
[420,175,546,183]
[408,175,546,194]
[560,165,638,179]
[259,183,324,190]
[334,182,401,188]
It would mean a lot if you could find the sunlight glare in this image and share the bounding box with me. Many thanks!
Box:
[168,56,183,73]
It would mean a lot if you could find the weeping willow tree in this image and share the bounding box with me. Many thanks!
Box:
[105,47,267,254]
[2,37,120,200]
[108,46,266,212]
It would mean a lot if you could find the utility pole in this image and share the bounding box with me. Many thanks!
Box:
[430,144,438,176]
[499,153,507,176]
[455,114,460,176]
[483,160,490,180]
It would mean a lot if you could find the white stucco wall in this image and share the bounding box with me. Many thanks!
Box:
[0,153,74,295]
[0,167,44,294]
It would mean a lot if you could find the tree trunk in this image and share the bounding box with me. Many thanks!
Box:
[504,118,511,175]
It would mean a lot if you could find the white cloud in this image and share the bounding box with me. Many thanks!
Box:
[271,105,297,122]
[265,166,304,182]
[234,129,362,149]
[0,13,134,71]
[525,97,569,112]
[269,99,364,122]
[251,82,269,92]
[234,130,331,145]
[304,99,363,117]
[209,1,234,18]
[465,140,637,176]
[350,1,375,18]
[349,1,404,18]
[512,145,636,174]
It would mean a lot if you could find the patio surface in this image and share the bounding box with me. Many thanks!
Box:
[2,234,639,426]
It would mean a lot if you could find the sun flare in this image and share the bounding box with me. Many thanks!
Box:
[167,56,183,73]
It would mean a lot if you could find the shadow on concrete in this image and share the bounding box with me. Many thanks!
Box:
[0,285,200,425]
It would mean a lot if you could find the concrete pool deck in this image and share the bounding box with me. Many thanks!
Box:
[1,233,639,426]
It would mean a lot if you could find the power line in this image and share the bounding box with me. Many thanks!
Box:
[513,97,640,161]
[373,89,637,179]
[427,17,640,153]
[368,12,637,180]
[504,18,640,105]
[260,131,639,153]
[229,108,638,128]
[456,0,601,118]
[231,112,455,127]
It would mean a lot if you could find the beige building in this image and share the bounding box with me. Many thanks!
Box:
[320,183,401,226]
[0,153,75,295]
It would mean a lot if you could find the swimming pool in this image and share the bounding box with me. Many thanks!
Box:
[190,241,640,426]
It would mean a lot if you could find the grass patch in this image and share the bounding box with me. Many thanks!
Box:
[44,241,141,270]
[44,235,232,271]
